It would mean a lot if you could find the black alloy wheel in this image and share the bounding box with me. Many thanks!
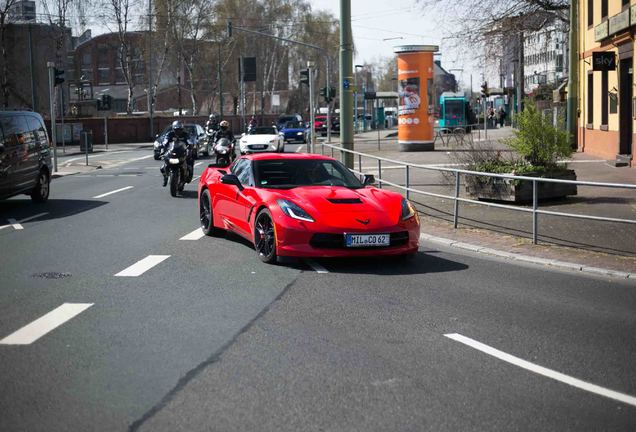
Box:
[31,169,50,203]
[254,209,277,264]
[200,189,223,236]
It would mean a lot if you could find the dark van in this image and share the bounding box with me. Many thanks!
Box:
[0,111,52,202]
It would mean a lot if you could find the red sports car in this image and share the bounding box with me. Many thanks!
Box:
[198,153,420,263]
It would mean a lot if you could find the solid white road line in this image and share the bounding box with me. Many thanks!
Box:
[194,162,203,167]
[7,219,23,230]
[445,333,636,408]
[0,303,94,345]
[306,259,329,273]
[114,255,170,277]
[92,186,134,199]
[180,228,205,241]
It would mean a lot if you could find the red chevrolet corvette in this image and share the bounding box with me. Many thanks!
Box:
[198,153,420,263]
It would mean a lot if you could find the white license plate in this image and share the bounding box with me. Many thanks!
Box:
[251,145,267,149]
[345,233,390,247]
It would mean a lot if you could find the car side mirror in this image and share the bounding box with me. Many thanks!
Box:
[362,174,375,186]
[221,174,244,191]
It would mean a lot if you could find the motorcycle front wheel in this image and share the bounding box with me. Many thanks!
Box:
[169,170,179,197]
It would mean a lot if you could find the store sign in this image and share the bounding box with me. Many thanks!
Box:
[595,21,609,42]
[592,52,616,71]
[609,10,630,36]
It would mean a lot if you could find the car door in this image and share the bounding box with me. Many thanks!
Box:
[0,115,30,195]
[23,115,46,189]
[0,121,9,198]
[213,158,249,232]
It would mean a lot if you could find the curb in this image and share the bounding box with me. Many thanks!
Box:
[419,233,633,280]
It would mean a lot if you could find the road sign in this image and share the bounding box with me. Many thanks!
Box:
[343,79,350,89]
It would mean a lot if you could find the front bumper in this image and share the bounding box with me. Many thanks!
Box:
[240,142,280,153]
[272,215,420,258]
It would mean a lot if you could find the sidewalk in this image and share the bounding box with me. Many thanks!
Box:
[328,127,636,278]
[51,142,153,178]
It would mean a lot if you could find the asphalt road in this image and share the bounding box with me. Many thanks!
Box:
[1,146,635,431]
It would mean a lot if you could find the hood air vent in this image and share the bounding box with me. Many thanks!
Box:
[327,198,362,204]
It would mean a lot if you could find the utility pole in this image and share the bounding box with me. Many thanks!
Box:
[47,62,58,172]
[307,62,316,153]
[340,0,354,168]
[147,0,153,137]
[517,32,523,116]
[566,0,579,149]
[218,42,223,118]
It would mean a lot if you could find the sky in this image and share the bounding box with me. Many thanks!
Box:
[309,0,476,87]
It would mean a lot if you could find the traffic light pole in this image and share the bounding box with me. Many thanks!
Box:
[47,62,58,172]
[227,23,332,147]
[308,63,315,153]
[340,0,354,168]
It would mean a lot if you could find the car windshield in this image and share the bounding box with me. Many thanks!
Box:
[251,127,277,135]
[284,121,303,129]
[253,159,364,189]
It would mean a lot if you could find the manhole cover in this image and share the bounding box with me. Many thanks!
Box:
[32,272,72,279]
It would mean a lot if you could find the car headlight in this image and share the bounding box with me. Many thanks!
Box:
[269,139,276,144]
[277,199,314,222]
[401,198,416,220]
[296,132,303,136]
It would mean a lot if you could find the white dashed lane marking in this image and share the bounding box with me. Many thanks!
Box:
[445,333,636,408]
[0,303,94,345]
[180,228,205,241]
[306,260,329,273]
[92,186,134,199]
[114,255,170,277]
[0,212,49,231]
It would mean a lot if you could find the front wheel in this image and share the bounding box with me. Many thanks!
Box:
[169,170,179,197]
[254,209,277,264]
[200,189,223,236]
[31,169,50,203]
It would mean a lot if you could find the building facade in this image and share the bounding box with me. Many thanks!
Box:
[580,0,635,166]
[523,22,568,94]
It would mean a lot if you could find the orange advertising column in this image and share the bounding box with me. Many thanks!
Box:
[394,45,438,151]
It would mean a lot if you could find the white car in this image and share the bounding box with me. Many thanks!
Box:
[239,126,285,154]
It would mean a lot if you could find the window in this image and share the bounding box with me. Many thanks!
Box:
[98,44,109,67]
[601,70,608,126]
[588,0,593,27]
[98,68,110,84]
[587,72,594,125]
[601,0,607,19]
[231,158,252,185]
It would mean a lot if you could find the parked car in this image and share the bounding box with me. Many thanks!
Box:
[319,116,340,136]
[280,121,307,144]
[314,115,328,130]
[239,126,284,154]
[153,123,206,159]
[0,111,52,203]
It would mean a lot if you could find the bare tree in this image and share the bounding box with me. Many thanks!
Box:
[0,0,19,107]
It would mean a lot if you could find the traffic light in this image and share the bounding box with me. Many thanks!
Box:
[299,69,309,86]
[227,21,232,37]
[329,86,335,100]
[320,86,327,100]
[481,81,489,97]
[54,68,65,86]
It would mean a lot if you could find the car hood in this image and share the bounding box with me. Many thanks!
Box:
[241,134,278,143]
[273,186,402,228]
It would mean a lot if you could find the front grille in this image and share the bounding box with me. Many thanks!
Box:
[309,231,409,249]
[327,198,362,204]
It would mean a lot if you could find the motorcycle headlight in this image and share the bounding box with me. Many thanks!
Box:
[401,198,416,221]
[277,199,314,222]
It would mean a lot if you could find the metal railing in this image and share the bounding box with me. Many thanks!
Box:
[317,142,636,245]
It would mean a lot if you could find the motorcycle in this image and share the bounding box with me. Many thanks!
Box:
[161,137,194,197]
[213,137,236,166]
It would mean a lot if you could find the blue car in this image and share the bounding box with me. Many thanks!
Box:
[280,121,307,143]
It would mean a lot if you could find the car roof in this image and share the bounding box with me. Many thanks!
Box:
[0,110,44,119]
[245,153,335,162]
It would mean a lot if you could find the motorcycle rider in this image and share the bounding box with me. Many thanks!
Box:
[160,120,192,187]
[205,114,219,135]
[213,120,236,163]
[247,116,257,133]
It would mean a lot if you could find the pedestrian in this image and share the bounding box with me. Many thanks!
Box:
[487,107,495,129]
[498,107,506,128]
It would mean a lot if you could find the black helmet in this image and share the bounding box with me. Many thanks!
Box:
[172,120,183,131]
[209,114,217,121]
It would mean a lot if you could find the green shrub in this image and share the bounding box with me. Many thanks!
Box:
[504,100,571,167]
